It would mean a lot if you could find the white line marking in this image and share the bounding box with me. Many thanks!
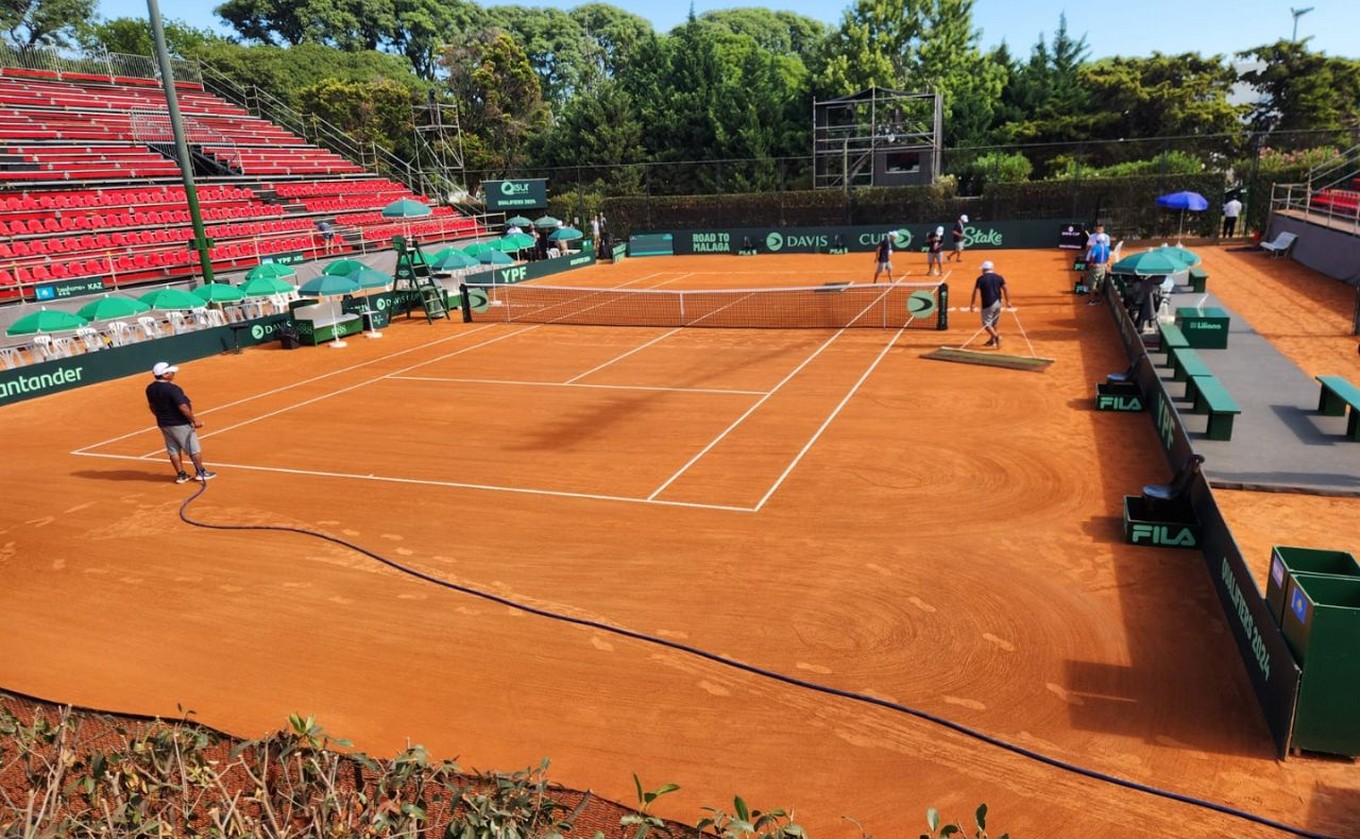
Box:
[73,323,499,453]
[753,324,908,511]
[388,375,766,396]
[72,450,757,513]
[565,327,683,383]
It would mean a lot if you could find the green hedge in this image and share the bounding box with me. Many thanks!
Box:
[600,172,1229,243]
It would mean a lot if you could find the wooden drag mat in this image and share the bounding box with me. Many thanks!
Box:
[0,249,1355,837]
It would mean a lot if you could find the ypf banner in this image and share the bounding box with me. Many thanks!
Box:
[483,179,548,212]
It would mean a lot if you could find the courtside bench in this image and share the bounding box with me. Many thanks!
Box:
[1189,376,1241,440]
[1157,322,1189,363]
[1169,344,1212,383]
[1188,267,1208,293]
[1315,375,1360,441]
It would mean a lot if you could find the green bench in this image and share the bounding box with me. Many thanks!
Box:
[1315,375,1360,441]
[1188,267,1209,293]
[1157,322,1189,365]
[1189,375,1241,440]
[1169,345,1211,382]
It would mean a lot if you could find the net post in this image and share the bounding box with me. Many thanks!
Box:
[937,283,949,330]
[458,283,473,323]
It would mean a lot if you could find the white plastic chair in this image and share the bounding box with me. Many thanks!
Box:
[137,316,166,340]
[107,321,138,346]
[0,346,26,369]
[203,308,227,327]
[76,326,103,352]
[167,311,192,335]
[29,335,55,361]
[50,336,78,357]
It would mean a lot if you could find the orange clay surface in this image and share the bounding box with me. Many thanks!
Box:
[0,246,1357,837]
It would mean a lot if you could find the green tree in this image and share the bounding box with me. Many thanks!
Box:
[441,31,549,174]
[189,41,421,112]
[3,0,95,50]
[76,16,227,58]
[532,79,645,194]
[388,0,482,81]
[296,76,415,155]
[694,8,827,61]
[569,3,654,83]
[214,0,395,51]
[995,14,1092,144]
[482,5,587,107]
[1238,40,1360,135]
[815,0,1002,147]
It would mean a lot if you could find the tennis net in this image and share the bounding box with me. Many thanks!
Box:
[460,280,949,329]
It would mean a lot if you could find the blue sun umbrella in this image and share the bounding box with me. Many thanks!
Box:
[1156,191,1210,211]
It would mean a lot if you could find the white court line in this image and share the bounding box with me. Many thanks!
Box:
[73,323,500,454]
[647,281,898,504]
[646,326,851,502]
[753,324,908,511]
[71,450,757,513]
[388,375,766,396]
[565,327,683,383]
[121,325,544,459]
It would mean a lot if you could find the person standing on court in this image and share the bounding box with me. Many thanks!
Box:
[969,260,1010,349]
[949,214,968,262]
[925,225,945,276]
[1222,195,1243,238]
[871,231,894,283]
[1086,229,1112,305]
[146,361,216,484]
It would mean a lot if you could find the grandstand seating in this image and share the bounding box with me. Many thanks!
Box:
[0,66,484,303]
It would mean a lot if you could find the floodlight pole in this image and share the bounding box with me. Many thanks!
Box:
[1290,7,1314,41]
[146,0,215,286]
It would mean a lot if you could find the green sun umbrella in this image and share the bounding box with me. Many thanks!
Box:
[502,232,536,249]
[350,267,393,290]
[6,308,89,336]
[323,258,371,277]
[192,283,246,304]
[246,263,297,281]
[493,236,528,253]
[1156,245,1202,268]
[533,215,560,228]
[1111,249,1195,277]
[431,249,478,270]
[506,215,532,227]
[381,198,432,218]
[139,287,207,310]
[76,294,150,321]
[462,241,493,257]
[548,226,583,242]
[299,273,362,298]
[478,250,515,265]
[238,275,297,298]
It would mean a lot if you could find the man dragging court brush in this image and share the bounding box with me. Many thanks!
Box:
[969,260,1010,349]
[146,361,216,484]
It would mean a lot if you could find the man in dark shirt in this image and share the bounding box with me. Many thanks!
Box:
[871,231,895,283]
[969,260,1011,348]
[146,361,216,484]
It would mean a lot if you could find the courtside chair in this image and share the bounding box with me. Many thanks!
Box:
[0,346,26,369]
[29,335,55,361]
[75,326,102,352]
[136,316,166,340]
[107,320,138,347]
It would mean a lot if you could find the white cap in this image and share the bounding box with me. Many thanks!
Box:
[960,214,969,223]
[152,362,178,378]
[936,226,944,235]
[980,260,994,271]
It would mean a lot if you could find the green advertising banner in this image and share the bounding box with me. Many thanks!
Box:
[0,314,290,407]
[33,277,108,302]
[631,220,1081,257]
[484,179,548,211]
[464,251,596,286]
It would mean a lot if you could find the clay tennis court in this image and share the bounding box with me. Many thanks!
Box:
[0,246,1357,837]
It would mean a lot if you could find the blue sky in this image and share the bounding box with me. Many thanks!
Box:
[97,0,1358,60]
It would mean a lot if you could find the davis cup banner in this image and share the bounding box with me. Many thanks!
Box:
[484,179,548,212]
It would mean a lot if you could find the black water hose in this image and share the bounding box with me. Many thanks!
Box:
[179,483,1342,839]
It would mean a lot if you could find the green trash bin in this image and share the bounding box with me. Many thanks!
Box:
[1280,574,1360,756]
[1266,546,1360,626]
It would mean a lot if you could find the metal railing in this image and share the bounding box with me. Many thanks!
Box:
[130,108,241,170]
[0,44,201,84]
[1271,182,1360,235]
[1306,143,1360,193]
